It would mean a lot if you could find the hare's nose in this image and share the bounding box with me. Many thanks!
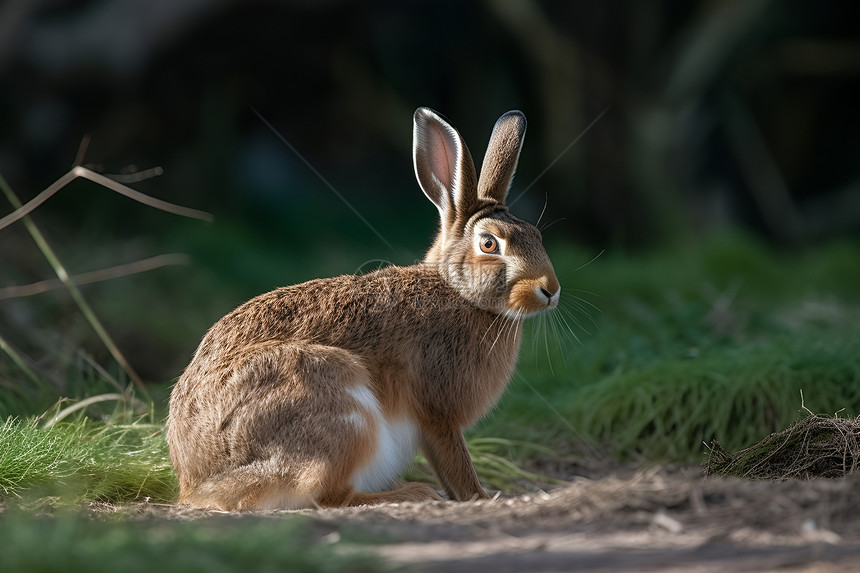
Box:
[536,284,561,307]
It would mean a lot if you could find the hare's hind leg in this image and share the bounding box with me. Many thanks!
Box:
[178,344,387,511]
[178,460,323,511]
[177,343,438,510]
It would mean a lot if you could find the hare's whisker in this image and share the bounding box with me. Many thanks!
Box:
[535,193,549,227]
[531,314,544,357]
[482,310,508,347]
[545,312,559,364]
[564,298,600,329]
[512,311,524,344]
[543,315,555,377]
[556,306,586,343]
[490,310,523,356]
[488,316,509,355]
[538,218,566,233]
[551,312,572,368]
[569,288,602,303]
[569,293,602,315]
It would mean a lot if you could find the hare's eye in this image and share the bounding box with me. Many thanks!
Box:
[479,235,499,254]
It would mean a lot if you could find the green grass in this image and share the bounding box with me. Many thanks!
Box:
[0,418,176,503]
[0,511,385,573]
[2,231,859,508]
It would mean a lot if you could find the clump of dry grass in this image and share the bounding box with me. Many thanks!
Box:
[705,411,860,480]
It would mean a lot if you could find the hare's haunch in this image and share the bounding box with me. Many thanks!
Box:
[167,108,560,510]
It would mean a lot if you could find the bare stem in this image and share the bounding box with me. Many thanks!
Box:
[0,332,42,387]
[0,172,152,402]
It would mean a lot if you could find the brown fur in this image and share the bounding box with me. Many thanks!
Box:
[167,108,560,510]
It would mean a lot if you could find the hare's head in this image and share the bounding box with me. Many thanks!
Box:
[413,108,560,319]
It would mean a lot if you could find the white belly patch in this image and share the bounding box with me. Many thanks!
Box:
[346,386,419,492]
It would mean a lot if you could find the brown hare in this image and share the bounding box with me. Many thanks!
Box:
[167,107,560,510]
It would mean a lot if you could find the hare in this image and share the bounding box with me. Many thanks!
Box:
[167,107,560,510]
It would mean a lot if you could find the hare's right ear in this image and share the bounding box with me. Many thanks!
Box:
[413,108,478,230]
[477,111,526,205]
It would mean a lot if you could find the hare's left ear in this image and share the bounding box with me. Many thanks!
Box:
[413,107,478,230]
[477,111,527,205]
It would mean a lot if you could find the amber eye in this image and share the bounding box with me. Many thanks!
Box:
[479,235,499,254]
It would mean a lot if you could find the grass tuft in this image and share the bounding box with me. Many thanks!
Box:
[0,418,176,504]
[566,335,860,461]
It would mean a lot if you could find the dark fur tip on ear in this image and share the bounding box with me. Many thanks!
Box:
[477,110,528,204]
[497,110,527,134]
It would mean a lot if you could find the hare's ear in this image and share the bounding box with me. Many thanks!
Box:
[413,108,478,227]
[477,111,527,205]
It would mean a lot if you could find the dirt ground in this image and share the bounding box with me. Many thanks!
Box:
[123,466,860,572]
[311,469,860,572]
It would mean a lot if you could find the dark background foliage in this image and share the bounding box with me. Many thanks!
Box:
[1,0,858,384]
[2,0,858,246]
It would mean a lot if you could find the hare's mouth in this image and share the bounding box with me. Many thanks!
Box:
[507,281,560,318]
